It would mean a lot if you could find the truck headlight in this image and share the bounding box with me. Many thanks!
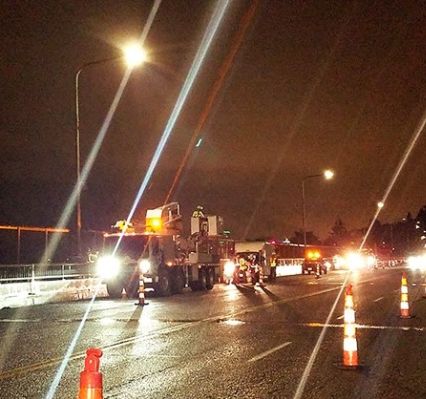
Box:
[96,255,121,279]
[139,259,151,274]
[224,261,235,278]
[407,255,425,271]
[346,252,364,270]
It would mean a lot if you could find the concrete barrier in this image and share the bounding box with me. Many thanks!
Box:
[0,278,108,308]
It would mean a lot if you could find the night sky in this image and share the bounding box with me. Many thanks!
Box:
[1,0,425,241]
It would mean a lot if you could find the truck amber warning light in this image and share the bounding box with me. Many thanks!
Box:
[145,208,163,233]
[307,250,321,260]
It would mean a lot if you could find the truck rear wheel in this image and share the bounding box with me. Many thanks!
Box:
[189,268,207,291]
[171,268,185,294]
[107,280,124,298]
[157,268,171,296]
[199,269,207,290]
[206,268,215,290]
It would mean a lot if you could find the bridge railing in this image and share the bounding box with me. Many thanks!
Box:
[0,263,95,283]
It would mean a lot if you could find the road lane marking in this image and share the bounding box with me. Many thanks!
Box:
[373,296,384,302]
[0,318,42,323]
[248,342,292,363]
[0,272,394,380]
[301,322,424,332]
[336,315,344,320]
[0,287,340,380]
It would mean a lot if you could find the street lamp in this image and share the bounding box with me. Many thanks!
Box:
[75,42,146,254]
[123,42,147,67]
[301,169,335,247]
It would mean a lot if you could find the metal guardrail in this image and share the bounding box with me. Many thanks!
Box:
[0,263,95,283]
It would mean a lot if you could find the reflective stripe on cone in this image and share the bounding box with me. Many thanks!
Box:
[400,272,412,319]
[341,284,360,369]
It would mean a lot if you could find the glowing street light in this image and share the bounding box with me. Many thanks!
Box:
[75,42,146,253]
[123,42,147,67]
[324,169,334,180]
[302,169,335,247]
[377,201,384,209]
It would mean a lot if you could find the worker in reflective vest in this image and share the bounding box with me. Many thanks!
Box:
[270,255,277,281]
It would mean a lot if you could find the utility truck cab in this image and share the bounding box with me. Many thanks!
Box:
[97,202,234,298]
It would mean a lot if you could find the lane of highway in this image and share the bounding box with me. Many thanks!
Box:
[1,268,425,398]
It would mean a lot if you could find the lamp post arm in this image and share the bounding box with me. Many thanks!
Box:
[303,174,322,182]
[76,56,122,76]
[74,55,121,254]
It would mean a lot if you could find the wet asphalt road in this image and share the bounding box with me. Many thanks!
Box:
[1,267,426,399]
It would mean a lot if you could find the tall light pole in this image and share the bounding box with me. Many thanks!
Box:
[75,43,147,254]
[301,169,334,247]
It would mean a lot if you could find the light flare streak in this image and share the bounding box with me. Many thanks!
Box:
[40,0,162,267]
[360,109,426,250]
[45,287,100,399]
[242,1,357,239]
[293,108,425,399]
[164,0,260,204]
[293,271,350,399]
[43,2,162,397]
[114,0,230,252]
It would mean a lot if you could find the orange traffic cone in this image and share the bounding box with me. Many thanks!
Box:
[341,284,360,369]
[136,273,148,306]
[79,348,103,399]
[400,272,412,319]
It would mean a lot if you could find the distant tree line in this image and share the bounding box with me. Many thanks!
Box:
[289,205,426,256]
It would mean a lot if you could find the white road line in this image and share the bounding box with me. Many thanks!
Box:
[0,271,397,380]
[336,315,344,320]
[373,296,384,302]
[0,318,42,323]
[248,342,292,363]
[301,322,424,332]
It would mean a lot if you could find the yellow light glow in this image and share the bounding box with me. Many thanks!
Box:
[324,169,334,180]
[307,250,321,260]
[151,218,161,227]
[377,201,384,209]
[123,42,147,67]
[146,217,162,233]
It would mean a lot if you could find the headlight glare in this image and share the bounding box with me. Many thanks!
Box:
[346,252,364,270]
[224,261,235,277]
[139,259,151,274]
[96,255,121,279]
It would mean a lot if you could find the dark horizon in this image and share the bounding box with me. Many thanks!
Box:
[1,0,425,242]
